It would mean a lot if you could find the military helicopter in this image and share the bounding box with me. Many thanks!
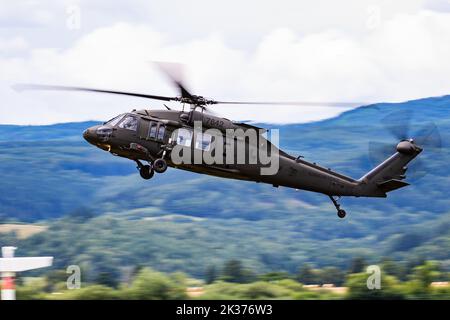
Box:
[15,63,437,219]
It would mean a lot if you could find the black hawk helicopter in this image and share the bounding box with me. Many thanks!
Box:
[15,63,438,218]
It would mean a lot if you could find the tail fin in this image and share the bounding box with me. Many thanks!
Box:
[358,140,422,196]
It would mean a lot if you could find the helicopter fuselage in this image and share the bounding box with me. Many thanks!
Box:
[83,109,422,208]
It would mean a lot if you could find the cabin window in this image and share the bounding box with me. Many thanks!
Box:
[148,122,157,139]
[118,115,138,131]
[195,133,212,151]
[157,124,165,141]
[175,128,192,147]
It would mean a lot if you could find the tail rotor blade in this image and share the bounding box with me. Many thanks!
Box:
[407,122,441,181]
[368,141,396,168]
[406,158,428,182]
[414,122,442,151]
[381,109,413,140]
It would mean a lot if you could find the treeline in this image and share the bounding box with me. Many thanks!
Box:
[7,212,450,283]
[16,259,450,300]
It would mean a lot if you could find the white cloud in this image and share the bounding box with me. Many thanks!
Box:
[1,5,450,124]
[0,36,28,54]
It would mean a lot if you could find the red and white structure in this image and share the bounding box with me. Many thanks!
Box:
[0,246,53,300]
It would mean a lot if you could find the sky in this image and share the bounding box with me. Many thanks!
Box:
[1,0,450,124]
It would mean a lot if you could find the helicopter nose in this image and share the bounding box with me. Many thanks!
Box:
[83,127,97,144]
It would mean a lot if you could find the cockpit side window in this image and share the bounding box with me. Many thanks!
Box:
[118,115,138,131]
[105,114,124,127]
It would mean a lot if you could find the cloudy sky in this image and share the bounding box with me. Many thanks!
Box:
[1,0,450,124]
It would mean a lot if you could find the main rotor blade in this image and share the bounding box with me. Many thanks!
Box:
[154,61,194,99]
[13,84,178,102]
[212,100,366,107]
[153,62,367,107]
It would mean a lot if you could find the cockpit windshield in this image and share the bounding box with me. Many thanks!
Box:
[105,114,124,127]
[118,115,138,131]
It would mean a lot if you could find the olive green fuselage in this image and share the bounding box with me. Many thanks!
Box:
[83,109,421,199]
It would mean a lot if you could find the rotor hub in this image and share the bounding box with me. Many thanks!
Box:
[396,139,420,155]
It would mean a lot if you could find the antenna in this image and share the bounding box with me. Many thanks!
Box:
[0,246,53,300]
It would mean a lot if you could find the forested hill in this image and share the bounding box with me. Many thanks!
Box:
[0,95,449,222]
[0,95,449,277]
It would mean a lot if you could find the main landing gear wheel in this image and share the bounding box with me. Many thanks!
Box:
[337,209,346,219]
[139,165,154,180]
[153,158,168,173]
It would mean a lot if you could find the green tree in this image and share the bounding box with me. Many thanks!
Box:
[241,281,292,299]
[403,261,443,298]
[318,267,345,286]
[205,265,218,284]
[57,285,119,300]
[380,258,405,280]
[411,261,441,288]
[124,268,187,299]
[45,269,69,292]
[96,271,119,288]
[349,257,366,274]
[345,273,405,300]
[297,264,319,285]
[259,271,291,282]
[16,278,48,300]
[222,260,254,283]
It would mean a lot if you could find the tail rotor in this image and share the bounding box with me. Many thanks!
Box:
[368,110,441,182]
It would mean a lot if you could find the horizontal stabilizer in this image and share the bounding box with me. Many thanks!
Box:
[0,257,53,272]
[377,179,409,193]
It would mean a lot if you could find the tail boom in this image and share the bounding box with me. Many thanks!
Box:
[357,140,422,197]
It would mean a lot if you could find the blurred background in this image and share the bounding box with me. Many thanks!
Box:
[0,0,450,299]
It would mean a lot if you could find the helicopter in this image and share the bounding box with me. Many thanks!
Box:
[15,63,437,219]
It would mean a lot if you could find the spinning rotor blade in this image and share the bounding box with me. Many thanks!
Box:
[19,62,369,109]
[381,109,413,141]
[154,61,367,107]
[213,100,365,107]
[414,122,442,151]
[14,83,366,109]
[369,110,442,182]
[13,83,178,102]
[408,122,442,181]
[154,61,193,99]
[407,159,428,181]
[367,140,428,182]
[368,141,396,167]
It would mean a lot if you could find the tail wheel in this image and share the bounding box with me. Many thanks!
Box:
[153,158,168,173]
[139,165,154,180]
[337,209,346,219]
